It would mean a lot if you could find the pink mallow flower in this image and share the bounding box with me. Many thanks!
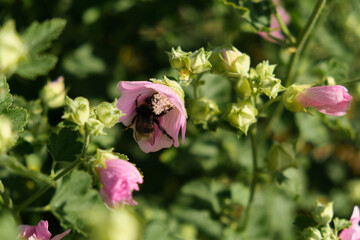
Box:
[97,159,143,208]
[296,85,353,116]
[117,81,186,153]
[258,0,290,43]
[19,220,70,240]
[339,206,360,240]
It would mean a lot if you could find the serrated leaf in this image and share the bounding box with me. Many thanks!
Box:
[4,107,28,132]
[22,18,66,54]
[333,217,352,233]
[0,156,54,185]
[0,76,12,112]
[48,127,83,163]
[16,54,57,80]
[50,170,104,235]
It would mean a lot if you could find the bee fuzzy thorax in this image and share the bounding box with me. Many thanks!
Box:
[150,93,174,115]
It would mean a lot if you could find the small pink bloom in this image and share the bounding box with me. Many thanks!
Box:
[339,206,360,240]
[19,220,70,240]
[296,85,353,116]
[117,81,187,153]
[97,159,143,208]
[258,0,290,44]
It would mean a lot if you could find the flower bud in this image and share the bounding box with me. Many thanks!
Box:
[267,142,296,173]
[235,77,252,97]
[40,76,66,108]
[220,46,250,78]
[188,48,212,74]
[282,84,312,113]
[96,100,124,128]
[92,148,127,169]
[302,227,322,240]
[252,61,284,99]
[86,117,106,136]
[224,100,257,135]
[312,201,334,225]
[0,20,27,75]
[166,46,191,70]
[0,116,14,153]
[62,96,90,126]
[187,97,220,125]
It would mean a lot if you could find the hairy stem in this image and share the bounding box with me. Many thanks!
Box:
[240,125,258,230]
[269,1,296,44]
[16,128,90,212]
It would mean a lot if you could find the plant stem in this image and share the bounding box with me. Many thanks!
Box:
[269,1,296,44]
[240,125,258,230]
[16,128,90,212]
[285,0,327,87]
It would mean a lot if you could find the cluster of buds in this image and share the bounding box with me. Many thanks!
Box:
[62,96,124,135]
[40,76,66,109]
[167,47,212,86]
[0,20,27,76]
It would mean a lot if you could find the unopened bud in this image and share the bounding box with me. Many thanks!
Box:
[188,48,212,74]
[86,117,105,136]
[224,100,257,135]
[312,201,333,225]
[92,148,128,169]
[40,76,66,108]
[96,100,124,128]
[282,84,312,113]
[0,116,15,153]
[62,96,90,126]
[267,142,296,172]
[235,77,252,97]
[303,227,322,240]
[166,46,191,70]
[187,97,220,125]
[220,46,250,78]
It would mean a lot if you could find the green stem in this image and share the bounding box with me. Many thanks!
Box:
[0,180,13,210]
[270,1,296,44]
[16,128,90,212]
[340,77,360,85]
[285,0,327,87]
[240,125,258,230]
[258,96,281,117]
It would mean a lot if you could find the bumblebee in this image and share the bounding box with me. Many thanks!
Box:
[128,94,174,145]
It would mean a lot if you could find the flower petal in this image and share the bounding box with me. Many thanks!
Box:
[19,225,36,238]
[50,229,71,240]
[34,220,51,240]
[313,101,351,116]
[297,85,350,107]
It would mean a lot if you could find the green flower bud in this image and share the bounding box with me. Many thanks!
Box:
[282,84,312,113]
[166,46,191,70]
[0,115,15,153]
[187,97,220,125]
[188,48,212,74]
[40,76,66,109]
[224,100,257,135]
[267,142,296,172]
[312,201,334,225]
[235,77,252,97]
[62,96,90,126]
[252,61,285,99]
[86,117,106,136]
[220,46,250,78]
[96,100,124,128]
[92,148,127,168]
[0,20,27,75]
[302,227,322,240]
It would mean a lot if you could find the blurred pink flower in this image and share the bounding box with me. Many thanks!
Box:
[258,0,290,43]
[296,85,353,116]
[339,206,360,240]
[19,220,70,240]
[97,159,143,208]
[117,81,186,153]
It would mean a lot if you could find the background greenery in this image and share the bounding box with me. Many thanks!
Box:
[1,0,360,239]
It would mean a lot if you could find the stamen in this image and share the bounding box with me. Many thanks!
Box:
[151,93,174,115]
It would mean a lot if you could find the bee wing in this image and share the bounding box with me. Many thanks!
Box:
[134,128,155,145]
[134,116,156,145]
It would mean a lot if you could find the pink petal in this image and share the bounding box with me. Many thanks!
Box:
[351,206,360,220]
[340,228,357,240]
[34,220,51,240]
[313,101,350,116]
[51,229,71,240]
[19,225,36,238]
[297,85,350,107]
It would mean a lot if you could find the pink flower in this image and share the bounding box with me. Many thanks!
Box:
[19,220,70,240]
[339,206,360,240]
[296,85,353,116]
[117,81,186,153]
[97,159,143,208]
[258,0,290,43]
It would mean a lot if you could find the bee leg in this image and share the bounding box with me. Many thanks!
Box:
[135,94,142,108]
[122,115,137,132]
[154,118,174,142]
[156,106,173,117]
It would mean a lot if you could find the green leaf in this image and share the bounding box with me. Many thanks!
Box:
[4,107,28,132]
[222,0,271,30]
[295,113,330,145]
[0,76,12,112]
[50,170,104,235]
[0,156,54,185]
[0,212,18,240]
[171,207,222,237]
[333,217,352,233]
[48,127,83,163]
[22,18,67,54]
[16,54,58,80]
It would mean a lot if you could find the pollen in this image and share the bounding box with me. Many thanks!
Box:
[151,93,174,115]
